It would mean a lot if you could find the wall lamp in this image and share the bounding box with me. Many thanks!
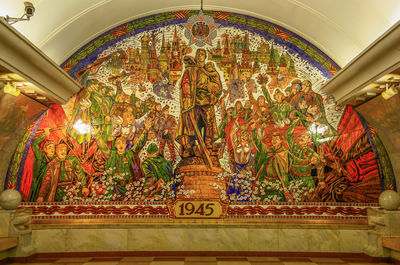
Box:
[3,82,21,97]
[381,83,398,100]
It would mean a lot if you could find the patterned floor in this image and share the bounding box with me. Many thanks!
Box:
[6,255,394,265]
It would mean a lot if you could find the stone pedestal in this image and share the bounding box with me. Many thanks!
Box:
[0,210,12,237]
[364,208,400,258]
[0,209,35,258]
[175,164,227,200]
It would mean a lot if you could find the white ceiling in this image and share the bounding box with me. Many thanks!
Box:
[1,0,399,68]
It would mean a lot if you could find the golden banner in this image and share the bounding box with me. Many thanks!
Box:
[170,200,226,218]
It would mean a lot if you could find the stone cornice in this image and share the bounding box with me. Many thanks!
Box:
[320,21,400,105]
[0,18,81,104]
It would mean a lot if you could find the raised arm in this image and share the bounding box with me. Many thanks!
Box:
[229,121,240,149]
[97,119,111,157]
[286,118,301,150]
[246,85,257,106]
[32,135,46,159]
[251,128,262,152]
[262,85,274,106]
[131,118,152,153]
[252,127,273,153]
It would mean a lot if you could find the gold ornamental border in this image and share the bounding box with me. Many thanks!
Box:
[20,201,376,227]
[31,216,370,227]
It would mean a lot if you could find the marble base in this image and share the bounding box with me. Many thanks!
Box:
[0,210,12,237]
[365,208,400,258]
[0,209,35,258]
[32,226,368,253]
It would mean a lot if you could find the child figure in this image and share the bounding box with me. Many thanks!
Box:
[205,62,222,104]
[140,143,174,201]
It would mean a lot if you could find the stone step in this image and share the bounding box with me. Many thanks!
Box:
[0,237,18,251]
[382,237,400,252]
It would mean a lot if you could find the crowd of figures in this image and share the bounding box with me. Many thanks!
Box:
[27,78,179,202]
[21,70,358,204]
[218,76,342,202]
[7,40,384,204]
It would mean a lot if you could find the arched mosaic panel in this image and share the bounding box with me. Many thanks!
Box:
[6,11,395,222]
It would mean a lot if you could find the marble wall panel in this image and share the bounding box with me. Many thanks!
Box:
[248,228,279,251]
[158,228,185,251]
[338,230,368,253]
[216,228,248,251]
[66,229,99,252]
[31,227,370,254]
[33,229,67,253]
[127,228,161,251]
[97,229,128,252]
[278,228,311,252]
[183,228,220,251]
[307,229,340,252]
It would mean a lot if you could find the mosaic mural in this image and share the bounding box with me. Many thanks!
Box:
[0,90,47,152]
[5,11,395,219]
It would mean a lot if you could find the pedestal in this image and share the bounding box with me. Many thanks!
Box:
[175,164,227,199]
[0,209,35,258]
[364,208,400,258]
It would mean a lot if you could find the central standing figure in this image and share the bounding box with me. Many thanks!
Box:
[175,49,223,166]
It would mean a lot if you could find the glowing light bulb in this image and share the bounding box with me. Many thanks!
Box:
[308,123,328,134]
[73,119,91,134]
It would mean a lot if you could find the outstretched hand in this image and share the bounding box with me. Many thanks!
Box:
[44,127,51,136]
[144,118,153,130]
[82,187,89,197]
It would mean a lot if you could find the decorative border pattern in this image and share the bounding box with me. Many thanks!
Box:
[21,202,377,224]
[61,10,340,78]
[27,205,169,216]
[227,206,369,220]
